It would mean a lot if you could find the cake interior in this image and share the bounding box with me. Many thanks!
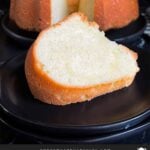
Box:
[36,15,139,86]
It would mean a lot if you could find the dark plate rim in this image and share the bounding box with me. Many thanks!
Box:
[106,15,147,42]
[0,52,150,131]
[0,112,150,143]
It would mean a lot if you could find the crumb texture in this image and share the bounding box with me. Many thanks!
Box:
[36,15,139,86]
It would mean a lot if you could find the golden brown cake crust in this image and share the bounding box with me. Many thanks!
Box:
[39,0,51,31]
[9,0,39,31]
[94,0,139,31]
[9,0,51,31]
[25,13,139,106]
[67,0,80,14]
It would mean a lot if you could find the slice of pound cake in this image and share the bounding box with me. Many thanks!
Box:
[25,13,139,106]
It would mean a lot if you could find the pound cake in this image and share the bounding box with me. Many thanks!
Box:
[25,13,139,106]
[9,0,79,31]
[79,0,139,31]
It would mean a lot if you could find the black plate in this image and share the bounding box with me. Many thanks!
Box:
[0,52,150,136]
[105,15,147,44]
[1,14,38,46]
[0,109,149,144]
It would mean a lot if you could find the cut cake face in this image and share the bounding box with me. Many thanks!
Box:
[36,13,139,87]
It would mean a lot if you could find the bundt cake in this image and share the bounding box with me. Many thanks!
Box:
[9,0,79,31]
[25,13,139,106]
[79,0,139,31]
